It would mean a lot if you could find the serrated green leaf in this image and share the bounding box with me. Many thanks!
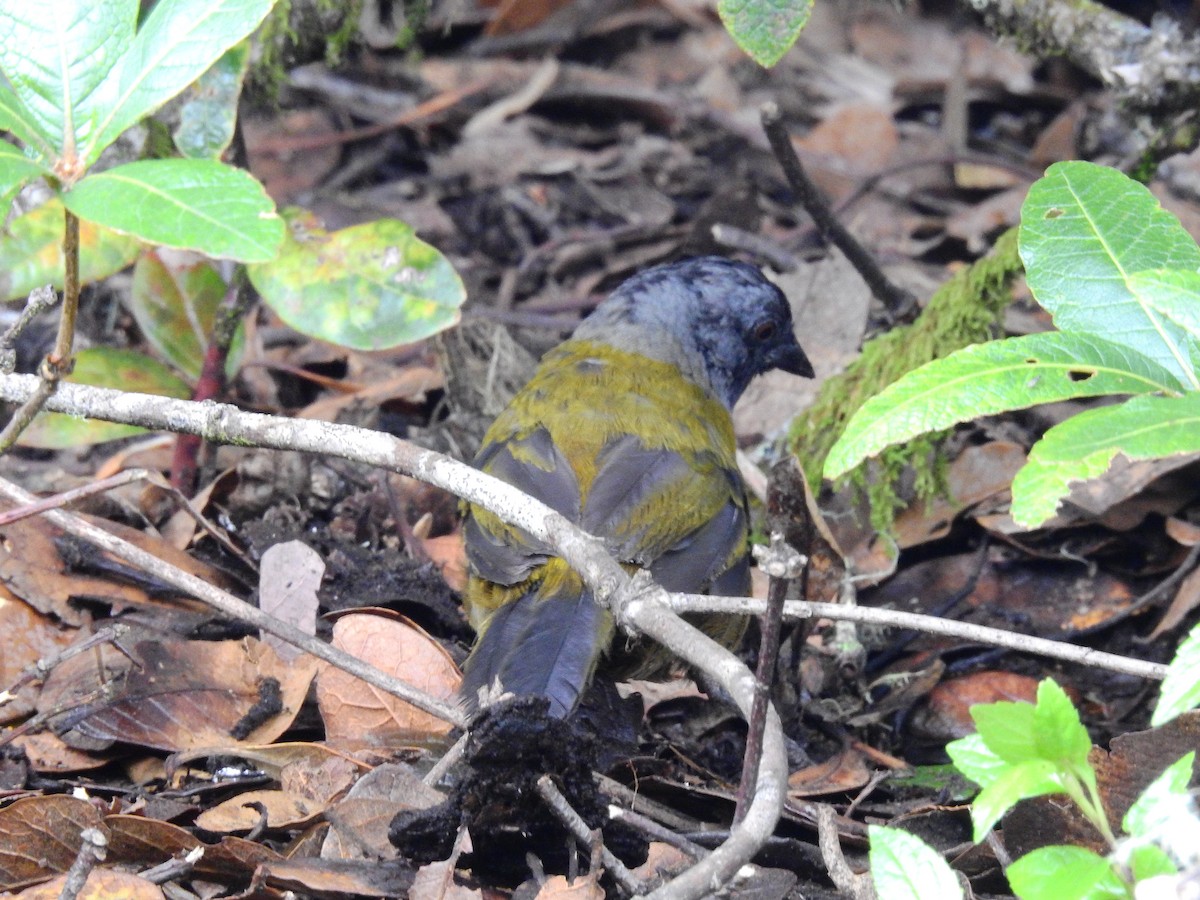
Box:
[20,346,190,448]
[824,332,1180,479]
[971,699,1041,764]
[971,759,1065,842]
[62,158,283,262]
[128,249,242,380]
[1010,392,1200,527]
[173,43,249,160]
[0,0,134,161]
[0,197,140,301]
[946,733,1008,789]
[1031,680,1093,771]
[1020,161,1200,387]
[1153,625,1200,727]
[248,212,465,351]
[87,0,275,164]
[717,0,812,68]
[1005,845,1127,900]
[0,138,49,210]
[869,826,964,900]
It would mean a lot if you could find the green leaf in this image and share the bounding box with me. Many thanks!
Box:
[823,332,1181,479]
[1127,846,1177,882]
[946,733,1008,789]
[1020,161,1200,387]
[717,0,812,68]
[970,759,1065,842]
[1031,679,1093,772]
[1011,392,1200,527]
[0,138,49,210]
[970,699,1041,765]
[20,347,190,448]
[1128,269,1200,341]
[0,0,134,160]
[1153,624,1200,726]
[173,43,249,160]
[62,158,284,262]
[88,0,275,164]
[0,81,55,158]
[128,249,242,381]
[1005,845,1128,900]
[1124,752,1196,842]
[248,213,466,351]
[0,197,140,302]
[868,826,963,900]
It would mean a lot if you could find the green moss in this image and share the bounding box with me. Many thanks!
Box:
[788,227,1023,529]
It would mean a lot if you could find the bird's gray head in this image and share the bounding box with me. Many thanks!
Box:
[572,256,814,408]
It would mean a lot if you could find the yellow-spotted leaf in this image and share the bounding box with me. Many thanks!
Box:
[21,347,191,448]
[248,213,465,351]
[0,198,141,302]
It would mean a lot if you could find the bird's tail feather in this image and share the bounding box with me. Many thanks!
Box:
[461,587,610,718]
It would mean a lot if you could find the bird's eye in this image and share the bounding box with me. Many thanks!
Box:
[753,321,777,341]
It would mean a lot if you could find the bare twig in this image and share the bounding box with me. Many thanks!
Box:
[59,826,107,900]
[736,533,805,826]
[671,594,1168,681]
[535,774,642,896]
[761,102,915,319]
[0,285,58,373]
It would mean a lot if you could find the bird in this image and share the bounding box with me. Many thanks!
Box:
[459,256,814,718]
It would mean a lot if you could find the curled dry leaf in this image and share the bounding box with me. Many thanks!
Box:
[786,746,871,800]
[317,612,461,747]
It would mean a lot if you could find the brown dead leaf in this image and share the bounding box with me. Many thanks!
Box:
[1166,516,1200,546]
[321,762,444,860]
[259,857,415,896]
[1146,564,1200,641]
[0,509,235,624]
[410,858,483,899]
[787,746,871,799]
[317,613,460,746]
[105,814,201,870]
[894,441,1027,549]
[9,730,110,773]
[630,841,691,882]
[534,874,605,899]
[38,633,317,752]
[421,532,468,593]
[0,589,76,724]
[196,788,326,833]
[297,366,443,423]
[0,795,105,890]
[907,671,1040,742]
[15,869,164,900]
[793,103,899,202]
[169,741,365,783]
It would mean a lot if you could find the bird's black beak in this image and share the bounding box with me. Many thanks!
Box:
[771,340,815,379]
